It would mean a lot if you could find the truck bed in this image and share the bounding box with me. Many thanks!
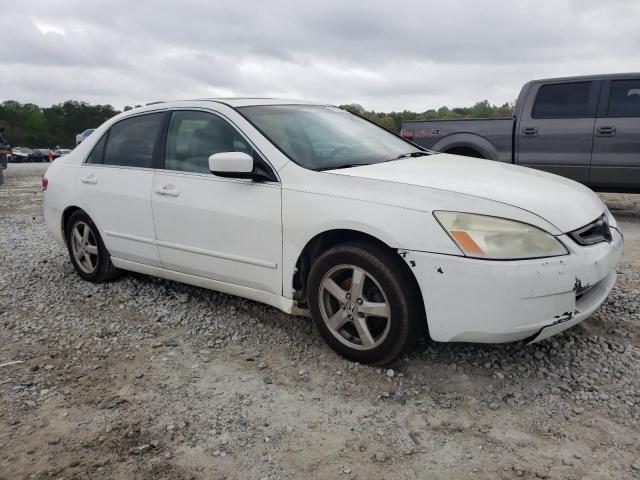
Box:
[401,117,514,163]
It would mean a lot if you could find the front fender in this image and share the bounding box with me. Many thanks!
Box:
[281,188,461,298]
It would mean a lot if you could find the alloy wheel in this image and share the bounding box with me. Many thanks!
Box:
[70,221,99,274]
[319,264,391,351]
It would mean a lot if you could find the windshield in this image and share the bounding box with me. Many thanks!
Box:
[238,105,426,170]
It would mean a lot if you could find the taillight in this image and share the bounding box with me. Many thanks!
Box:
[42,177,48,191]
[400,128,414,140]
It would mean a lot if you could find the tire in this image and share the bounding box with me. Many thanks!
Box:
[307,241,424,365]
[65,210,120,283]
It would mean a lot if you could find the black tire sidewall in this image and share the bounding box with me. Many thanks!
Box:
[308,243,420,365]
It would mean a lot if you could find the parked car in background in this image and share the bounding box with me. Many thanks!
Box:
[53,148,72,159]
[43,99,622,364]
[401,73,640,192]
[30,148,51,162]
[76,129,96,146]
[10,146,33,162]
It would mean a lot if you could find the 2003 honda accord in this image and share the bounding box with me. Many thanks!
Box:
[43,99,623,365]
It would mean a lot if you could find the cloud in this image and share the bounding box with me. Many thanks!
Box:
[0,0,638,111]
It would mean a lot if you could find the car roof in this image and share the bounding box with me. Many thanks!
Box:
[210,98,327,108]
[140,98,329,109]
[528,72,640,84]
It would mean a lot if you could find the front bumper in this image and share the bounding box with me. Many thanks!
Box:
[401,227,623,343]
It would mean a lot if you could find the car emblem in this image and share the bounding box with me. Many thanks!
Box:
[346,302,358,314]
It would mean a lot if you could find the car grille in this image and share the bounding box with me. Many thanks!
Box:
[568,214,612,246]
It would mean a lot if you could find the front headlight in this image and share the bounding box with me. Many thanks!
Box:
[434,211,568,260]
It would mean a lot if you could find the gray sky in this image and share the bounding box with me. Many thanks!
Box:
[1,0,639,112]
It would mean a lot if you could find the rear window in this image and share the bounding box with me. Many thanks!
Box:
[607,79,640,117]
[532,81,594,118]
[103,113,163,168]
[86,134,107,164]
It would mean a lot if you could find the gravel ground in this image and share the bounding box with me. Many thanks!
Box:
[1,163,639,480]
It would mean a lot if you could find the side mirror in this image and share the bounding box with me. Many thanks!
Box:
[208,152,254,178]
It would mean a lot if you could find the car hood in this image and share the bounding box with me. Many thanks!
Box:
[327,153,605,233]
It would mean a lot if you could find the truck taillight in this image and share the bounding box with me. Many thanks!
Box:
[42,177,48,191]
[400,128,414,140]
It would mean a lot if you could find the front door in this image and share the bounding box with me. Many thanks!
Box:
[517,80,599,184]
[151,110,283,295]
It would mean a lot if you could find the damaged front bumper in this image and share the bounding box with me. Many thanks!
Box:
[400,227,623,344]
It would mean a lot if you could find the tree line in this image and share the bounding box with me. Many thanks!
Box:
[0,99,514,149]
[340,100,514,132]
[0,100,133,149]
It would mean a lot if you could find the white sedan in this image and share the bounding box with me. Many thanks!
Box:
[43,99,623,364]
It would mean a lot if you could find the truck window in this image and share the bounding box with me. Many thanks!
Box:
[532,81,593,118]
[607,79,640,117]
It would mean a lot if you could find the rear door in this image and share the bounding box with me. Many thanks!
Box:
[76,112,165,267]
[516,80,600,183]
[591,78,640,189]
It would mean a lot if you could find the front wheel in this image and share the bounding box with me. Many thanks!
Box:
[307,241,424,365]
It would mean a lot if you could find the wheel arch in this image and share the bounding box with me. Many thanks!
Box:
[432,132,497,160]
[61,206,84,246]
[291,229,426,327]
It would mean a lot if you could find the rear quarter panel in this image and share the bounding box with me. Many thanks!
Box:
[43,163,82,245]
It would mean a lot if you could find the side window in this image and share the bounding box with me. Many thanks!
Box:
[86,133,107,164]
[103,113,163,168]
[607,79,640,117]
[533,81,594,118]
[164,111,254,174]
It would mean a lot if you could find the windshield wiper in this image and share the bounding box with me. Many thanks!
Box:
[315,163,371,172]
[316,152,429,171]
[388,151,429,161]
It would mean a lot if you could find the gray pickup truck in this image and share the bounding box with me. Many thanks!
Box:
[400,73,640,191]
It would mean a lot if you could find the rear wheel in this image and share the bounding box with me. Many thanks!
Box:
[308,241,424,365]
[65,210,120,283]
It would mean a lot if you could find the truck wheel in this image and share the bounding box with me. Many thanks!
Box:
[307,241,424,365]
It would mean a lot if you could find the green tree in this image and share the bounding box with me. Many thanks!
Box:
[0,100,120,148]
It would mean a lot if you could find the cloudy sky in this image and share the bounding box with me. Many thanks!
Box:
[1,0,639,112]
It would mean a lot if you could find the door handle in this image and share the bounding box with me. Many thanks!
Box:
[522,127,538,137]
[596,126,616,137]
[154,185,180,197]
[80,174,98,185]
